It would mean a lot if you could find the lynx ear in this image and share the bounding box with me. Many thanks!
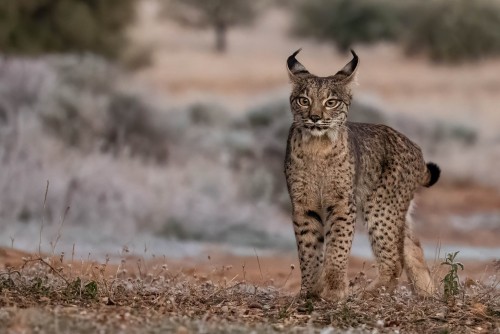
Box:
[332,50,359,83]
[287,48,310,81]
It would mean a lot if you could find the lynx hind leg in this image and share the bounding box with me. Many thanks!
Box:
[364,186,408,294]
[404,202,435,296]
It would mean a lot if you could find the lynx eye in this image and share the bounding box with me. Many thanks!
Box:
[324,99,342,109]
[297,96,310,107]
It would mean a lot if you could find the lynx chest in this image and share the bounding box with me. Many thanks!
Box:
[285,130,355,199]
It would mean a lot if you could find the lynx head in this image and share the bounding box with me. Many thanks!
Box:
[287,49,359,137]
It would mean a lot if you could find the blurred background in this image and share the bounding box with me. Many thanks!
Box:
[0,0,499,268]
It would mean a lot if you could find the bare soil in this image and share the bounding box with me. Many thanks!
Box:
[0,249,498,333]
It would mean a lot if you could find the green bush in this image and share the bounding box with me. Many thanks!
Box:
[292,0,403,52]
[0,0,137,59]
[405,0,500,63]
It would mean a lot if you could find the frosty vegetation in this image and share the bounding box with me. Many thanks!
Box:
[0,55,496,255]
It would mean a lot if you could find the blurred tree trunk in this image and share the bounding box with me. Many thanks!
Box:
[214,22,227,53]
[163,0,259,53]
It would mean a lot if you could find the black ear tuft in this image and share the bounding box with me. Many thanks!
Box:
[287,48,310,77]
[287,48,301,68]
[333,49,359,81]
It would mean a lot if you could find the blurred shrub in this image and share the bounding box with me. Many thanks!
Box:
[119,44,154,71]
[158,217,204,241]
[40,89,102,150]
[245,98,291,128]
[292,0,500,63]
[223,130,257,159]
[27,55,170,163]
[188,102,229,126]
[50,55,117,94]
[0,0,136,59]
[390,114,479,154]
[240,167,274,202]
[347,98,387,124]
[405,0,500,63]
[236,98,291,204]
[102,93,169,163]
[432,122,478,146]
[292,0,403,52]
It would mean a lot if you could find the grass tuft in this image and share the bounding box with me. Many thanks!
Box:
[441,251,464,301]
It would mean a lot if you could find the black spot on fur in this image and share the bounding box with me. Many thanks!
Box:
[306,210,322,225]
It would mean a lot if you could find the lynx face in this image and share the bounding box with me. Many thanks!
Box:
[287,49,358,137]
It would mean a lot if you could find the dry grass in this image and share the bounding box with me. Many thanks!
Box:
[0,252,498,333]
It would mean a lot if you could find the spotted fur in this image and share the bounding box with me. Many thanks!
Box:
[284,49,439,300]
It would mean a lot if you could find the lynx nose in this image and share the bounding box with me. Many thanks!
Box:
[310,115,321,123]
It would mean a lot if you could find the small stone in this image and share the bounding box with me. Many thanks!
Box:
[248,303,262,309]
[273,324,284,330]
[176,326,189,334]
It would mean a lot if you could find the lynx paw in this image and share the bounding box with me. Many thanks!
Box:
[321,286,348,301]
[299,285,322,300]
[363,279,397,297]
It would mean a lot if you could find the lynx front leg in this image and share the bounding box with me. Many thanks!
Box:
[292,206,325,298]
[321,196,356,300]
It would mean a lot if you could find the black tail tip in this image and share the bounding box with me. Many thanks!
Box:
[425,162,440,187]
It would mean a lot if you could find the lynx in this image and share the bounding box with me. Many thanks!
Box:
[284,49,440,300]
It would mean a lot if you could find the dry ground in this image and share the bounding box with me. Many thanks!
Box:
[0,248,499,333]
